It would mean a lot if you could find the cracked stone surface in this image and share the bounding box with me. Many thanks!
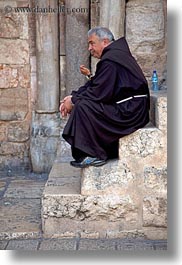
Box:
[0,171,48,240]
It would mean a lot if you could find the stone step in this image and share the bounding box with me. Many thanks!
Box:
[42,125,167,239]
[41,92,167,239]
[81,124,166,195]
[42,160,83,238]
[43,161,81,195]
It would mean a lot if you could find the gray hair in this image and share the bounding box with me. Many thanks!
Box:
[88,27,115,42]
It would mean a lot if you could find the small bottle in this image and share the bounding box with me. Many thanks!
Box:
[151,70,159,91]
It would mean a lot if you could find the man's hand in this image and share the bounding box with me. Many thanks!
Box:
[80,65,91,76]
[60,95,73,118]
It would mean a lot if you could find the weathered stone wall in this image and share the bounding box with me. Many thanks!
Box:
[0,0,167,172]
[0,0,32,169]
[126,0,167,88]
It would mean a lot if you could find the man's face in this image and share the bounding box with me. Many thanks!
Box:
[88,33,110,59]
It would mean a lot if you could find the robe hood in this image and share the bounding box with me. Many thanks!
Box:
[100,37,147,84]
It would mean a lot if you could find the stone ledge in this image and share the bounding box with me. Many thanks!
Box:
[42,193,139,222]
[143,195,167,228]
[42,214,167,240]
[43,161,81,195]
[150,91,167,131]
[81,159,139,196]
[42,189,166,239]
[81,125,166,196]
[119,126,166,160]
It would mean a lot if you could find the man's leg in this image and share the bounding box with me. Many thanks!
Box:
[71,147,89,162]
[105,140,119,159]
[71,146,106,168]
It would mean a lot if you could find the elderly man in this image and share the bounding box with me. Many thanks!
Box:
[60,27,150,168]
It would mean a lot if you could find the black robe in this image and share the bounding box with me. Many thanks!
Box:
[62,37,150,160]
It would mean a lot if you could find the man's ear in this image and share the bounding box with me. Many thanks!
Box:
[103,38,110,46]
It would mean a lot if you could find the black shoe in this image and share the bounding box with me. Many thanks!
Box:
[70,156,106,168]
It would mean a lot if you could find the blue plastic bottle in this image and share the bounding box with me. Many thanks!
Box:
[152,70,159,91]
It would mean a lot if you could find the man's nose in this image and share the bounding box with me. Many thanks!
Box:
[88,44,92,51]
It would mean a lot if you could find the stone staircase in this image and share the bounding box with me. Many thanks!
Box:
[41,92,167,240]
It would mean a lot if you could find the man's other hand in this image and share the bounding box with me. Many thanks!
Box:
[59,95,73,118]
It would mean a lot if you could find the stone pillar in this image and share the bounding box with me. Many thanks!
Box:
[36,0,59,112]
[30,0,60,172]
[59,0,66,100]
[65,0,90,95]
[99,0,125,39]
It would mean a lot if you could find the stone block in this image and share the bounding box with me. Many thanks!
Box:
[7,121,30,142]
[106,229,145,240]
[143,195,167,227]
[116,239,155,250]
[142,227,167,240]
[55,119,72,160]
[0,141,29,169]
[42,215,142,239]
[82,194,139,223]
[18,64,31,88]
[144,166,167,194]
[119,126,166,167]
[0,142,27,156]
[30,112,61,172]
[0,87,28,121]
[48,162,81,179]
[0,241,8,250]
[78,238,115,250]
[0,181,6,194]
[126,0,164,45]
[42,194,84,220]
[31,112,61,138]
[0,123,7,141]
[0,1,29,39]
[39,239,77,250]
[30,136,60,173]
[125,0,166,83]
[6,239,39,250]
[150,92,167,131]
[44,162,81,195]
[42,190,140,238]
[0,39,29,64]
[137,52,167,85]
[0,64,30,89]
[0,64,18,89]
[81,159,138,196]
[43,183,80,196]
[42,193,139,222]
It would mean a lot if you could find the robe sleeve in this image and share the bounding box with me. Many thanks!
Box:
[71,80,91,97]
[71,61,118,104]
